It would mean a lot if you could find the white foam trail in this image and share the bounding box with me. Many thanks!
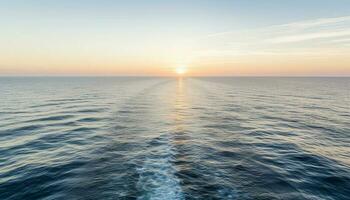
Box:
[137,141,184,200]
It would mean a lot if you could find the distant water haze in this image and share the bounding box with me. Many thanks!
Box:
[0,77,349,199]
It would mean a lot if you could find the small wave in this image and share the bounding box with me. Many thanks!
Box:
[47,98,86,103]
[0,124,42,137]
[28,115,74,122]
[76,117,103,122]
[76,108,106,113]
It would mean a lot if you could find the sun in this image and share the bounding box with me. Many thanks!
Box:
[175,66,187,75]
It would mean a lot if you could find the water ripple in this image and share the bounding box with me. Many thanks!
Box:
[0,77,349,200]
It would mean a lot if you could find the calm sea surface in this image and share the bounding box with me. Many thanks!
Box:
[0,77,349,200]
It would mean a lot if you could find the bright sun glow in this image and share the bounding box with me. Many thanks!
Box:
[175,66,187,75]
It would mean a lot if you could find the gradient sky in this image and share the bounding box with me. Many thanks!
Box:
[1,0,350,76]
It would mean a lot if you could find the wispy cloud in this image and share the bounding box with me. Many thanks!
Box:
[266,29,350,43]
[195,16,350,59]
[266,16,350,44]
[278,16,350,29]
[204,16,350,40]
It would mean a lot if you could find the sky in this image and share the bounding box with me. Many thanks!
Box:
[0,0,350,76]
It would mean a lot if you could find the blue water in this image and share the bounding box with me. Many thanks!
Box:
[0,77,349,200]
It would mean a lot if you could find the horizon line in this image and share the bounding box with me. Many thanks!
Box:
[0,75,349,78]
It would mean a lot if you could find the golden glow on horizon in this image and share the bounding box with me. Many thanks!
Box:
[175,66,187,75]
[0,2,350,76]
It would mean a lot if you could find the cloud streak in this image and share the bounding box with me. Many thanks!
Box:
[267,29,350,43]
[278,16,350,29]
[195,16,350,59]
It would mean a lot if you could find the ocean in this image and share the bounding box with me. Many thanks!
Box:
[0,77,349,200]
